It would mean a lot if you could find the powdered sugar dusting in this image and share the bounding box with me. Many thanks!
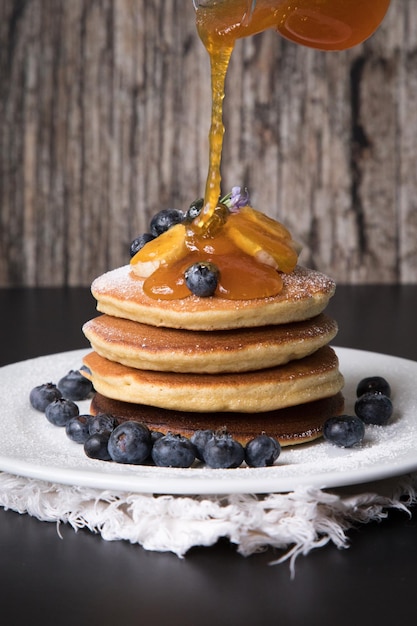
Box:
[92,265,143,298]
[281,266,335,300]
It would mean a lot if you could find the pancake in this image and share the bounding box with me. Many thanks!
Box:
[90,391,345,446]
[82,345,344,413]
[91,264,336,330]
[82,313,338,373]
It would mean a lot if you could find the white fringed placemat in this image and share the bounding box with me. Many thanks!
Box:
[1,471,415,574]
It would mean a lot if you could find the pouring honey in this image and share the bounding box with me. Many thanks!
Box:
[194,0,391,226]
[131,0,390,300]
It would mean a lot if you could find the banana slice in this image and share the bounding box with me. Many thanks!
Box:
[130,224,188,277]
[225,210,299,273]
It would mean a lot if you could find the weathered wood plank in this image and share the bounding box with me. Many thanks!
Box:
[0,0,416,286]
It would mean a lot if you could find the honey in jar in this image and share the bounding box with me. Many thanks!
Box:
[194,0,391,53]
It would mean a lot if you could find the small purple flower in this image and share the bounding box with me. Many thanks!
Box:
[223,186,250,212]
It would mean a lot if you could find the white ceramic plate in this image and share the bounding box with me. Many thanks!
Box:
[0,347,416,494]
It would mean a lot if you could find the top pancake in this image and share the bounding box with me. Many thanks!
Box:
[91,264,336,330]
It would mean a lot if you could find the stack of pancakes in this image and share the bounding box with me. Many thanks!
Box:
[82,264,344,446]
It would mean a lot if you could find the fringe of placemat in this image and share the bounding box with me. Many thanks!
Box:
[0,472,416,575]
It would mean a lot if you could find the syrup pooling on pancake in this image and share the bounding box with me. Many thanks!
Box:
[130,198,300,301]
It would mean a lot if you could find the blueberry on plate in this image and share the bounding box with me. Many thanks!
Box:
[203,432,245,469]
[108,421,151,464]
[150,208,184,237]
[354,392,393,425]
[184,262,219,297]
[88,413,119,436]
[65,414,92,444]
[29,383,62,412]
[151,433,196,468]
[129,233,155,258]
[84,433,112,461]
[323,415,365,448]
[45,398,79,427]
[190,429,214,461]
[356,376,391,398]
[245,434,281,468]
[57,369,94,401]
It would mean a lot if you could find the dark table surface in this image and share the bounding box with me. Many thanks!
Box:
[0,285,416,626]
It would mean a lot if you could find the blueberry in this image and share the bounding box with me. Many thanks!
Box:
[65,414,92,444]
[129,233,155,258]
[203,432,245,469]
[184,262,219,297]
[45,398,79,427]
[84,433,112,461]
[354,392,393,425]
[184,198,204,223]
[57,369,94,401]
[88,413,119,436]
[151,433,196,468]
[29,383,62,412]
[356,376,391,398]
[245,434,281,467]
[151,430,164,444]
[108,422,151,464]
[150,208,184,237]
[323,415,365,448]
[190,429,214,461]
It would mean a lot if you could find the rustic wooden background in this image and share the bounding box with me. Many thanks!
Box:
[0,0,416,287]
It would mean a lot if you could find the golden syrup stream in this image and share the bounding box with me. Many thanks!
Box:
[197,47,233,231]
